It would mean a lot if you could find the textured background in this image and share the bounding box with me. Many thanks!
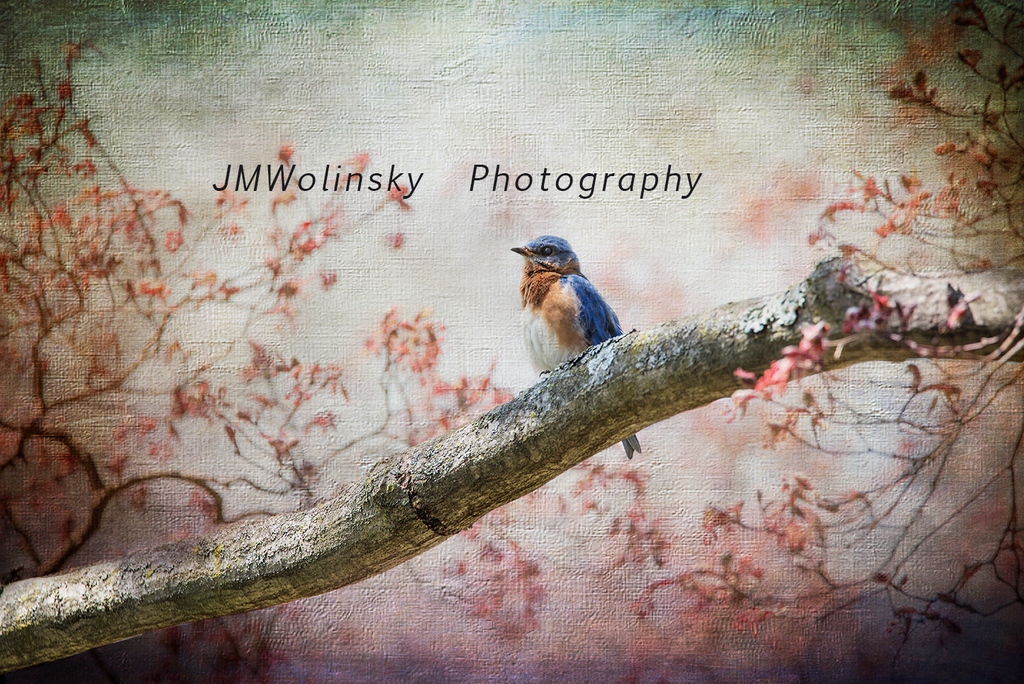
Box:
[2,1,1022,681]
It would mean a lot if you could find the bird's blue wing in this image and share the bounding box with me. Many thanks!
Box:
[562,274,640,459]
[562,274,623,345]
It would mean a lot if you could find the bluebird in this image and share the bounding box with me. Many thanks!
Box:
[512,235,641,459]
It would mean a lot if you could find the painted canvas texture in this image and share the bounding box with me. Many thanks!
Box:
[1,0,1022,681]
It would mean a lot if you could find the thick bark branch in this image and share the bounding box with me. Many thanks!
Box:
[1,259,1022,672]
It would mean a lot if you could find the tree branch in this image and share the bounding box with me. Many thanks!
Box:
[1,258,1022,672]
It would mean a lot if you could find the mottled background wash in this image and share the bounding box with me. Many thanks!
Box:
[2,1,1022,682]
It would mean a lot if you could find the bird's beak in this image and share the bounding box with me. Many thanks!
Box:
[511,246,530,256]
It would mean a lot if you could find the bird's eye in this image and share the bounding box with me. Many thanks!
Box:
[540,246,554,256]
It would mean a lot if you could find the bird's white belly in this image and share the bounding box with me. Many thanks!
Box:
[522,306,576,372]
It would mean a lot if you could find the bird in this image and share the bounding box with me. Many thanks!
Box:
[511,235,641,459]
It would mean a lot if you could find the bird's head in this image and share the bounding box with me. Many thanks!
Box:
[511,235,581,274]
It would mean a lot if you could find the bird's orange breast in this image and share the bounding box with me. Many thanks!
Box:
[519,269,560,309]
[519,270,588,360]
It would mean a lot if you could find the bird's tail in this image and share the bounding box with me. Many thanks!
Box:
[622,434,641,460]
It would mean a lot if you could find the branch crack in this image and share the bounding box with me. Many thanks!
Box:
[397,466,458,537]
